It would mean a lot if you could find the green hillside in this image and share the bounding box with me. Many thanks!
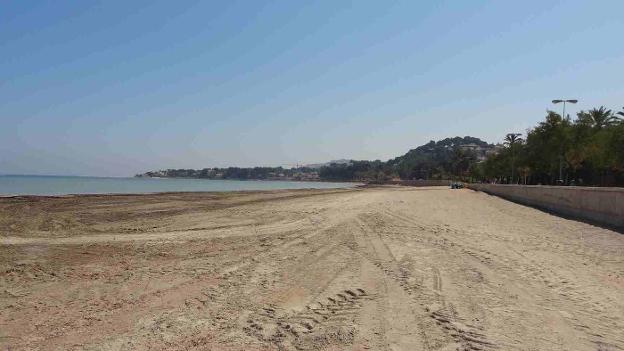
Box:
[319,136,493,181]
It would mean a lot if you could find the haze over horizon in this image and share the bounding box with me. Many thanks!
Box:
[2,1,624,177]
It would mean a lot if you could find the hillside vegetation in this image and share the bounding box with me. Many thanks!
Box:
[319,136,493,181]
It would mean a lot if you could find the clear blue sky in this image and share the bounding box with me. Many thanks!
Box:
[2,1,623,176]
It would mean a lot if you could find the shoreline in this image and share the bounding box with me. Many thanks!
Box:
[0,176,362,198]
[0,185,364,200]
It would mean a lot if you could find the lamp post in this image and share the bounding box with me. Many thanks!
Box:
[552,99,578,184]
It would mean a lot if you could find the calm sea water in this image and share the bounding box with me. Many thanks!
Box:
[0,175,356,196]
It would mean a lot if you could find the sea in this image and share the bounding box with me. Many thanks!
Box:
[0,175,357,196]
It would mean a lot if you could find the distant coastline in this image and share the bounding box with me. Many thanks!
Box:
[0,174,357,196]
[135,136,498,183]
[134,166,324,182]
[137,175,360,183]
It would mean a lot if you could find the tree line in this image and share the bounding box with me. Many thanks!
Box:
[473,106,624,186]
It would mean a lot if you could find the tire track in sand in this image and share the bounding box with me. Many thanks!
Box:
[358,211,498,351]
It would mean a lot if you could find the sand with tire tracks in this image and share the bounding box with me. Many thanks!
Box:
[1,186,623,350]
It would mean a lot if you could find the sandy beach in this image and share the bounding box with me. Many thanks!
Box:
[1,186,623,350]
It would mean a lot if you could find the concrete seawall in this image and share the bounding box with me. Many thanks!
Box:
[467,184,624,231]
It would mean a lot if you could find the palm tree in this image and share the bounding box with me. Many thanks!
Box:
[504,133,523,147]
[617,107,624,119]
[504,133,523,183]
[586,106,620,129]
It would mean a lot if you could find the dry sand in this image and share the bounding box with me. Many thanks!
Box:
[1,186,623,350]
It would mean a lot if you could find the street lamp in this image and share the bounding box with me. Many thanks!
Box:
[552,99,578,120]
[552,99,578,184]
